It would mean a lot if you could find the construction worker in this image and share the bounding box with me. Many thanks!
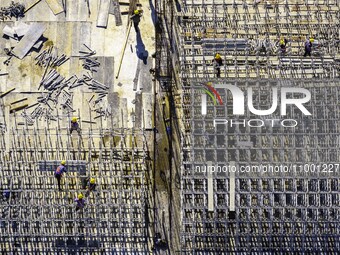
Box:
[130,10,142,33]
[75,193,86,211]
[213,53,223,78]
[55,160,67,191]
[304,37,314,57]
[279,37,288,55]
[70,117,81,135]
[83,178,96,197]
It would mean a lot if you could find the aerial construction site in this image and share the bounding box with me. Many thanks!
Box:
[0,0,339,254]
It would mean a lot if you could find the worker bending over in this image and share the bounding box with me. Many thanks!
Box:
[75,194,86,211]
[83,178,96,197]
[55,160,67,191]
[70,117,81,135]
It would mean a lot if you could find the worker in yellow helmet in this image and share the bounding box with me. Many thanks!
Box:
[278,37,288,55]
[82,177,97,197]
[69,117,81,135]
[54,160,67,191]
[75,193,86,211]
[304,37,313,57]
[213,53,223,78]
[130,9,142,33]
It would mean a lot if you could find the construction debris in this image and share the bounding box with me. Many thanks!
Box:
[0,2,25,21]
[10,23,46,59]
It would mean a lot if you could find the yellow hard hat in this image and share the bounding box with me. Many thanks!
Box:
[310,38,314,43]
[72,117,77,123]
[78,194,83,199]
[90,178,95,184]
[134,10,139,15]
[279,39,285,45]
[215,53,221,59]
[61,160,66,165]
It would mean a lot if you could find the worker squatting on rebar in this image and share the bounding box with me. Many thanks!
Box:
[70,117,81,135]
[130,10,142,33]
[54,160,67,191]
[75,193,86,211]
[82,177,96,197]
[213,53,223,78]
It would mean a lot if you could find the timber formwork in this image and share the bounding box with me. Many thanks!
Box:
[0,113,148,253]
[156,0,340,254]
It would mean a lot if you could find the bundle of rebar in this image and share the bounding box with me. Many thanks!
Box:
[40,69,66,91]
[89,79,109,104]
[35,46,69,68]
[79,44,100,72]
[0,2,25,21]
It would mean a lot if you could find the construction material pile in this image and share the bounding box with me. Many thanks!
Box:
[0,2,25,21]
[35,46,70,68]
[19,45,111,123]
[79,44,100,72]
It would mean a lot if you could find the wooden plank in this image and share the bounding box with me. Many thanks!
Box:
[97,0,111,28]
[104,57,115,92]
[13,22,30,37]
[11,23,46,59]
[45,0,64,15]
[207,161,214,212]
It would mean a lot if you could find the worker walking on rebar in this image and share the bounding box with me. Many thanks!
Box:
[130,10,142,33]
[75,193,86,211]
[55,160,67,191]
[213,53,223,78]
[304,37,314,57]
[70,117,81,135]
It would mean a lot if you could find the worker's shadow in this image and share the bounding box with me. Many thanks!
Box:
[136,32,148,65]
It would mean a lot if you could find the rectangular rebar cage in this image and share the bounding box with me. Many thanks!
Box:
[170,0,340,254]
[0,120,148,253]
[181,79,340,253]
